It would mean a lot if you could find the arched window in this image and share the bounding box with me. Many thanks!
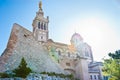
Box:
[38,22,40,29]
[44,24,46,30]
[41,23,43,30]
[68,52,70,57]
[58,50,61,55]
[85,50,89,57]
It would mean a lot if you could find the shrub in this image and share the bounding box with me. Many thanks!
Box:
[0,72,9,78]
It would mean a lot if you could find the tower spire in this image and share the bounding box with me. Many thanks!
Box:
[39,1,42,10]
[32,0,49,42]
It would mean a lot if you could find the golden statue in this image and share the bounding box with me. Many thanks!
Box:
[39,1,42,9]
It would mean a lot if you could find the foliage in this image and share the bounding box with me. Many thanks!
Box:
[0,72,9,78]
[40,71,47,74]
[109,76,118,80]
[108,50,120,59]
[40,71,74,79]
[102,50,120,80]
[13,57,32,78]
[75,78,80,80]
[66,74,74,80]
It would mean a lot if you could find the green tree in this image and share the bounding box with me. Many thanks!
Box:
[0,72,9,78]
[13,57,32,78]
[108,50,120,59]
[102,50,120,80]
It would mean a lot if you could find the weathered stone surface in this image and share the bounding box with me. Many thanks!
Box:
[0,23,65,73]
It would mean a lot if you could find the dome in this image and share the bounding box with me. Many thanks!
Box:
[71,33,83,41]
[70,33,83,45]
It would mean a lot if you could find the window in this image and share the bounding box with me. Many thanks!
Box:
[44,24,46,30]
[94,75,96,79]
[85,51,89,57]
[41,36,43,39]
[68,52,70,57]
[24,34,27,37]
[41,23,43,30]
[90,75,92,79]
[98,75,100,79]
[85,48,89,57]
[58,50,61,55]
[38,22,40,29]
[66,63,70,66]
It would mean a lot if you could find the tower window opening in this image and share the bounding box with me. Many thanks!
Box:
[41,36,43,39]
[44,24,46,30]
[38,22,40,29]
[41,23,43,30]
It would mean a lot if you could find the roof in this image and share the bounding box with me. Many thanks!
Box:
[71,32,83,41]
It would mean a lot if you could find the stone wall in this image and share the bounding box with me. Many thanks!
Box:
[0,23,65,74]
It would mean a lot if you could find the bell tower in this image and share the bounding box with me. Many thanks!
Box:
[32,1,49,42]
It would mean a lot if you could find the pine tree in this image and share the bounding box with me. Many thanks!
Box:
[13,57,32,78]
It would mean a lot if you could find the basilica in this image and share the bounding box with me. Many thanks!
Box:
[0,1,103,80]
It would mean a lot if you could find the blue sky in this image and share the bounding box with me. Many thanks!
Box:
[0,0,120,61]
